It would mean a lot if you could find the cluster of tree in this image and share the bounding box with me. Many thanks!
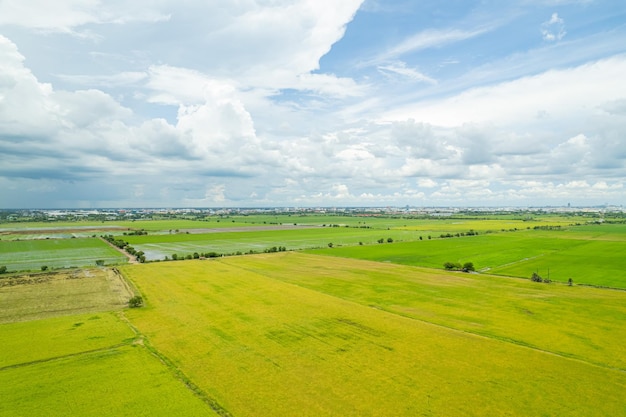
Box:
[531,272,551,283]
[102,235,145,263]
[533,225,562,230]
[102,234,128,249]
[169,252,222,261]
[123,229,148,236]
[264,246,287,253]
[128,295,143,308]
[377,237,394,243]
[439,230,479,239]
[444,261,475,272]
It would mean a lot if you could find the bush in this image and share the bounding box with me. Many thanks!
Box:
[128,296,143,308]
[0,266,7,274]
[41,265,48,271]
[444,262,462,270]
[462,262,475,272]
[387,237,393,243]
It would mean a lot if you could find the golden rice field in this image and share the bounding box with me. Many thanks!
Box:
[121,254,626,416]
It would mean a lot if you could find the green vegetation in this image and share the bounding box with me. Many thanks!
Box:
[229,253,626,370]
[308,228,626,288]
[1,213,625,415]
[0,270,219,417]
[0,238,127,272]
[0,331,218,417]
[121,256,626,416]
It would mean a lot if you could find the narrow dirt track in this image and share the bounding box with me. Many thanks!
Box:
[99,237,138,264]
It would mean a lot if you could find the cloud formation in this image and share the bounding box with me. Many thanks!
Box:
[0,1,625,208]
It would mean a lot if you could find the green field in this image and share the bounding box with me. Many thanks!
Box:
[121,255,626,416]
[0,269,219,417]
[308,227,626,288]
[0,315,219,417]
[1,215,625,415]
[123,226,424,260]
[0,238,127,272]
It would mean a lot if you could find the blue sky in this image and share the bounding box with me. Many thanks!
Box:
[0,0,625,208]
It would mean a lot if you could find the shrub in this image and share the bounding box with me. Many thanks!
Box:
[128,296,143,308]
[444,262,462,270]
[41,265,48,271]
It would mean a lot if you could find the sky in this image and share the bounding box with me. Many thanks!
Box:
[1,0,625,208]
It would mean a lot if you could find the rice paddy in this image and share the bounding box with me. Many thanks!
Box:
[1,215,625,416]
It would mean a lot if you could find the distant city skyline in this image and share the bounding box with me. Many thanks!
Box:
[1,1,625,208]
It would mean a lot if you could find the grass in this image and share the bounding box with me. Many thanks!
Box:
[0,285,220,416]
[308,228,626,288]
[0,312,134,368]
[123,226,425,260]
[0,268,133,323]
[230,252,626,371]
[0,345,219,417]
[121,256,626,416]
[0,238,127,271]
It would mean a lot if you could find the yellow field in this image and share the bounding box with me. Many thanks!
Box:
[0,268,133,323]
[122,255,626,416]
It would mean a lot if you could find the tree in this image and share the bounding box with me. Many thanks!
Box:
[462,262,475,272]
[128,296,143,308]
[41,265,48,271]
[531,272,543,282]
[377,238,384,244]
[387,237,394,243]
[568,277,573,286]
[95,259,105,266]
[444,262,462,270]
[0,266,7,274]
[328,242,333,248]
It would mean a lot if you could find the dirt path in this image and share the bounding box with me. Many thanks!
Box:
[99,237,138,264]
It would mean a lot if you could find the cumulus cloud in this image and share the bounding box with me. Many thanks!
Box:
[0,1,624,208]
[541,12,566,42]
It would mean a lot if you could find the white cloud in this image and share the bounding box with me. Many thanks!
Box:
[384,55,626,128]
[374,25,495,63]
[542,12,566,42]
[0,0,170,34]
[378,62,437,84]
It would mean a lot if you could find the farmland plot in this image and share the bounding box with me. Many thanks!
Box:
[0,238,127,271]
[122,257,626,417]
[309,228,626,288]
[0,268,133,323]
[0,272,220,417]
[124,226,424,260]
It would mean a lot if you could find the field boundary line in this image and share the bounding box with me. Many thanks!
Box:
[117,312,234,417]
[223,256,626,375]
[0,343,129,372]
